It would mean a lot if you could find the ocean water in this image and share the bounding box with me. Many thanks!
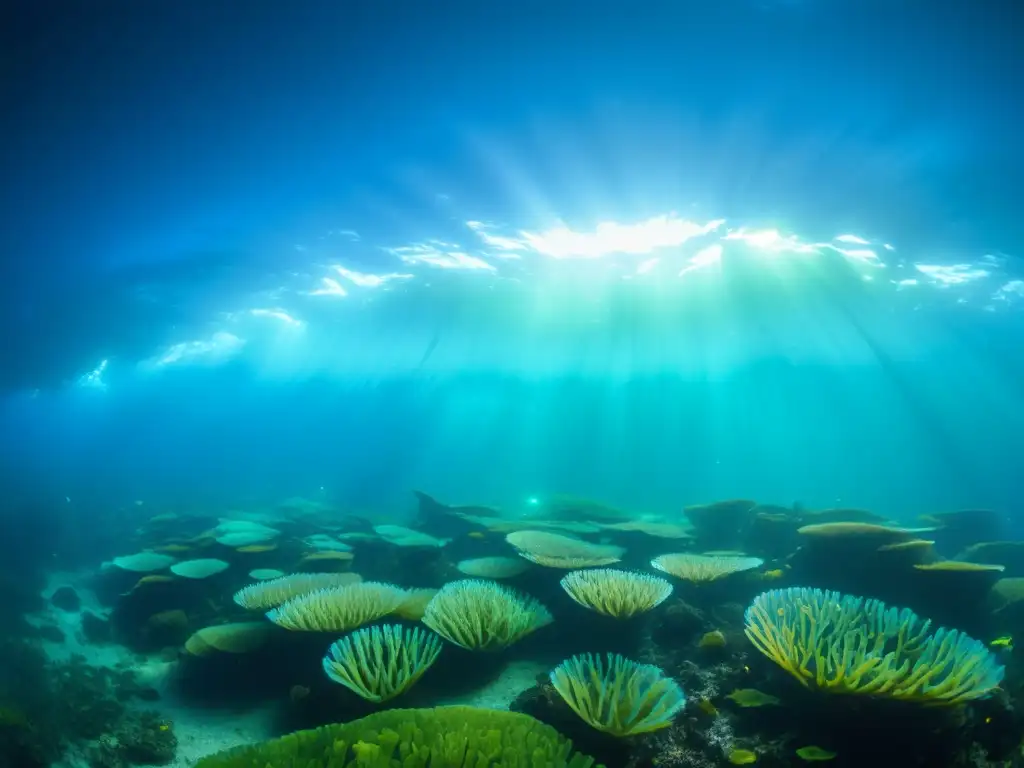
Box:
[2,4,1024,768]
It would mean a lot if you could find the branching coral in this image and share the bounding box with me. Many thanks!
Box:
[744,587,1004,704]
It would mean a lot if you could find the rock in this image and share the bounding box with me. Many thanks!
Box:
[50,586,80,612]
[81,611,112,644]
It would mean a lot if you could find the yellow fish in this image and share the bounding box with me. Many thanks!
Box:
[990,636,1013,650]
[760,569,785,580]
[467,531,487,540]
[696,699,718,716]
[728,749,758,765]
[796,746,836,761]
[726,688,781,707]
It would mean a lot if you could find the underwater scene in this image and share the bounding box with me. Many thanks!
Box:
[3,3,1024,768]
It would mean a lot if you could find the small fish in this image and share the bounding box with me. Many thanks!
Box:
[698,630,727,648]
[760,569,785,580]
[726,688,781,707]
[696,699,718,716]
[467,531,487,540]
[728,749,758,765]
[990,636,1013,650]
[796,746,836,761]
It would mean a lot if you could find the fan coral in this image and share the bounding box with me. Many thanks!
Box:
[421,579,552,651]
[560,569,673,619]
[744,587,1005,704]
[322,624,442,703]
[550,652,686,737]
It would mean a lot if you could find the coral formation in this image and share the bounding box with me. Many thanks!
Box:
[322,623,442,703]
[745,587,1004,703]
[194,706,601,767]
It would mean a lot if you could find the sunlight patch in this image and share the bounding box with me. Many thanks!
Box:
[678,243,723,277]
[914,263,990,286]
[520,215,723,259]
[724,228,817,255]
[147,332,244,368]
[333,265,413,287]
[77,359,108,390]
[251,308,303,326]
[310,277,348,297]
[390,243,496,271]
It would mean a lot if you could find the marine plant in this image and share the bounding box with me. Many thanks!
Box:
[322,624,442,703]
[421,579,553,651]
[233,572,363,610]
[559,569,673,619]
[549,652,686,737]
[193,705,601,767]
[267,582,408,632]
[744,586,1005,704]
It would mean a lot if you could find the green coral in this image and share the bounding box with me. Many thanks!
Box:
[195,705,601,767]
[744,587,1005,704]
[549,653,686,737]
[322,624,442,702]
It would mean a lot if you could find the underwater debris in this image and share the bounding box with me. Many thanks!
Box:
[421,579,552,651]
[744,586,1004,704]
[651,553,764,583]
[560,568,673,619]
[549,652,685,737]
[322,624,442,703]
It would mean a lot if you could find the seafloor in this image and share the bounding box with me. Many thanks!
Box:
[3,494,1024,767]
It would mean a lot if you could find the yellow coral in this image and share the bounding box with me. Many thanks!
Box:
[559,569,673,619]
[744,587,1004,704]
[549,653,685,737]
[266,582,407,632]
[422,579,552,651]
[322,624,441,703]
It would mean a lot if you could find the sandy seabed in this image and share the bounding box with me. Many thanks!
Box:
[34,572,542,767]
